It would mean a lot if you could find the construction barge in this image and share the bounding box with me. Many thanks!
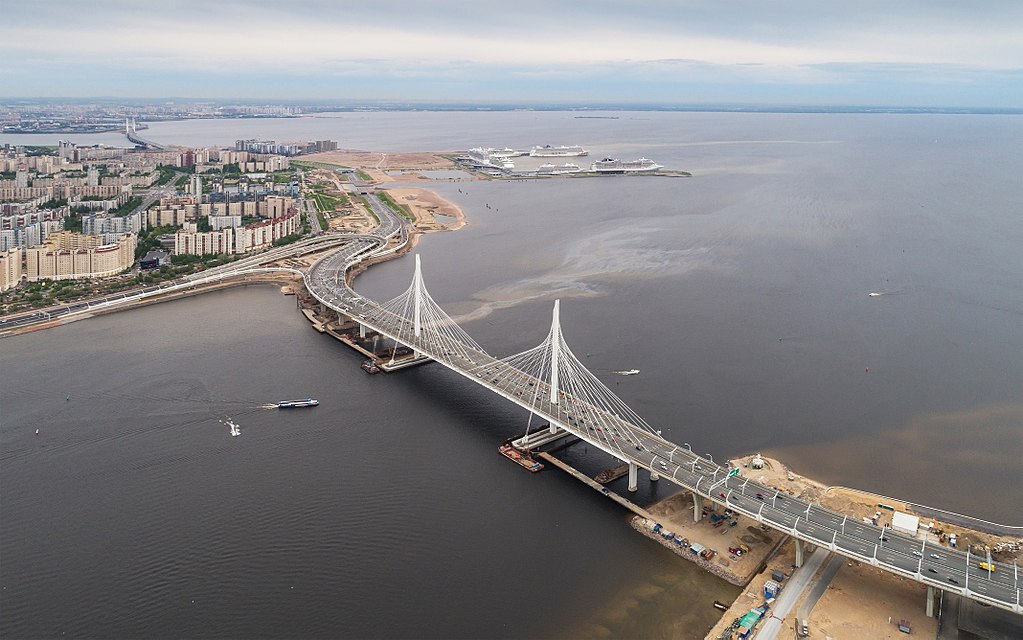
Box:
[499,443,544,472]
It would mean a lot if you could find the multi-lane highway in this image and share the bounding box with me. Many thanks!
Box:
[4,188,1018,615]
[0,234,362,333]
[302,208,1022,615]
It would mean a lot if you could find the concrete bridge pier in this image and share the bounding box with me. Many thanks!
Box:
[627,462,638,492]
[650,469,660,481]
[511,423,570,451]
[926,585,936,617]
[692,493,704,522]
[359,323,367,338]
[794,539,815,567]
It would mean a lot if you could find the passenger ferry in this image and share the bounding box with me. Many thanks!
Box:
[277,398,320,409]
[530,144,588,157]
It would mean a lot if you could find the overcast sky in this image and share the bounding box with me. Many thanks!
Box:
[4,0,1021,106]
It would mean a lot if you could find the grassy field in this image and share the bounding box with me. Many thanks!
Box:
[375,191,414,222]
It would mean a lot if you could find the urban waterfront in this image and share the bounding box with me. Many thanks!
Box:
[2,111,1021,638]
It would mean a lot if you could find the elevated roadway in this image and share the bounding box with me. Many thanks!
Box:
[3,190,1018,615]
[302,208,1022,616]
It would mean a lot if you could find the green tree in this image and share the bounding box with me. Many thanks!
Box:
[63,214,83,232]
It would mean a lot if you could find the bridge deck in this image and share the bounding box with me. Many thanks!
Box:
[302,203,1021,615]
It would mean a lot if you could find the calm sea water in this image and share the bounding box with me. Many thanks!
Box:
[2,111,1021,638]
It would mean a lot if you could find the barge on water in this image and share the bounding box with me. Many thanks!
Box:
[499,443,543,472]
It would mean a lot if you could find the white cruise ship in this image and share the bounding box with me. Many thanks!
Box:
[590,157,663,173]
[530,145,588,157]
[536,163,582,175]
[489,148,525,158]
[467,147,515,171]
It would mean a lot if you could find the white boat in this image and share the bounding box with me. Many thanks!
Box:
[530,145,588,157]
[466,147,515,171]
[868,292,883,297]
[536,162,582,175]
[591,157,663,173]
[489,148,524,158]
[227,419,240,437]
[616,369,640,376]
[277,398,320,409]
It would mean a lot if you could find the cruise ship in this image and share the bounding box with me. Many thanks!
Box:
[467,147,516,171]
[590,157,663,173]
[536,163,582,175]
[530,145,588,157]
[489,148,525,158]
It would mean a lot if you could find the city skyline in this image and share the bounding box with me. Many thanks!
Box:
[3,0,1021,107]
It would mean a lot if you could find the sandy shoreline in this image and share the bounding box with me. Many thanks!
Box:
[381,186,466,232]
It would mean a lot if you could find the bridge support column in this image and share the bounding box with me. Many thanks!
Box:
[650,469,660,481]
[627,462,638,492]
[925,586,936,618]
[359,323,367,338]
[795,539,805,568]
[693,493,703,522]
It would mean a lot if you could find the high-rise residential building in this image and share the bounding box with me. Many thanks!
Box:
[24,232,136,281]
[189,174,203,198]
[0,246,22,292]
[81,211,146,237]
[174,210,299,255]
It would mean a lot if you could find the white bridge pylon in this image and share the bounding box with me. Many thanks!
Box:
[498,297,660,448]
[376,254,488,362]
[376,255,659,454]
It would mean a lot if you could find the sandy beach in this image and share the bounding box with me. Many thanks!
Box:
[381,186,465,232]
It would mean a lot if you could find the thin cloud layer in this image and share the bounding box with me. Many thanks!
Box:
[3,0,1021,105]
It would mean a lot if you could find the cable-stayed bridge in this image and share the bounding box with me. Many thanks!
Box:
[2,194,1017,616]
[303,229,1021,617]
[124,118,165,150]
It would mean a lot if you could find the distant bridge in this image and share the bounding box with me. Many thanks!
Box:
[124,118,164,150]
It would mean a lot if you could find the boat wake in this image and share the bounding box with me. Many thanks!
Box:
[868,289,907,298]
[219,418,241,437]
